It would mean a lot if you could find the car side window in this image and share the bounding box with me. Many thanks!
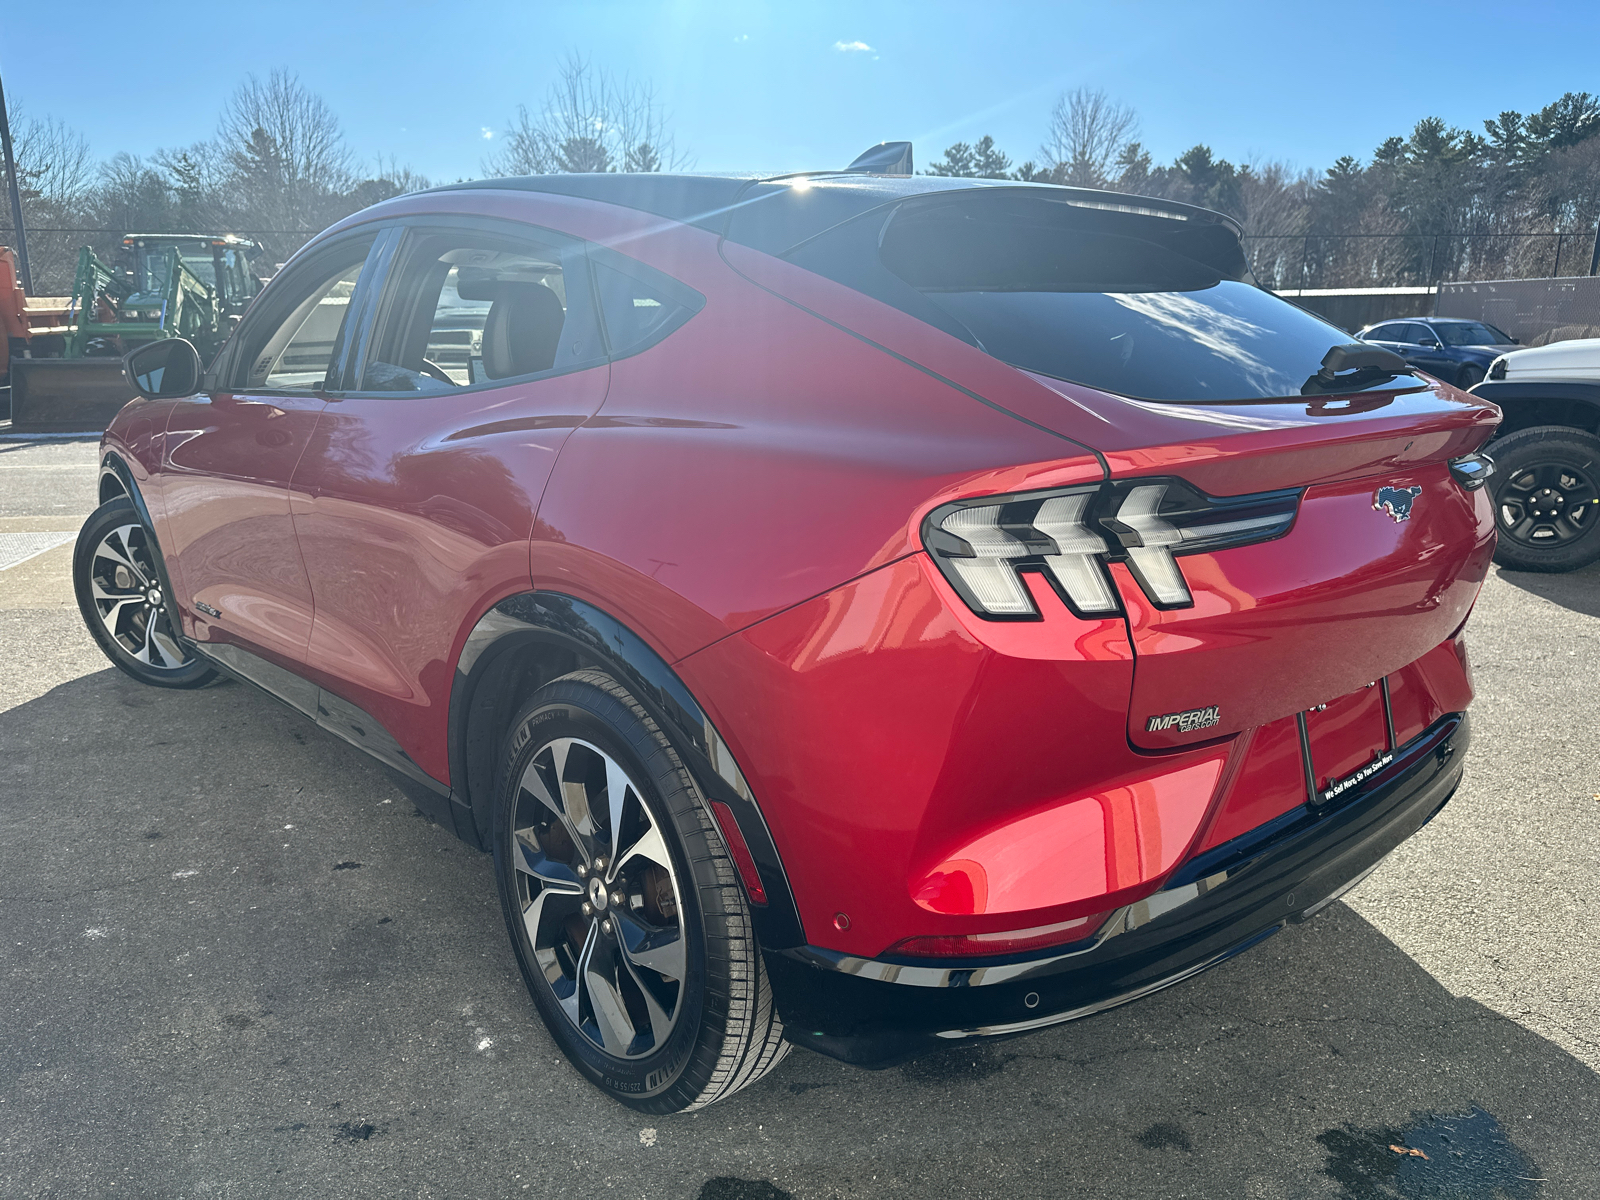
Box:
[590,249,705,360]
[1389,323,1423,345]
[229,238,375,392]
[1366,324,1399,342]
[355,227,600,394]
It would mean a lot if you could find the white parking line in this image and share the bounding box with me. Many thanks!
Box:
[0,531,76,570]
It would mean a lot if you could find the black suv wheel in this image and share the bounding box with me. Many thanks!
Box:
[73,498,218,688]
[493,669,789,1112]
[1488,425,1600,572]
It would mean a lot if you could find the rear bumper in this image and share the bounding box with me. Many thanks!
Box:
[768,712,1469,1067]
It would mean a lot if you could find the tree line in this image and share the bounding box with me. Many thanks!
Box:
[2,56,680,292]
[928,87,1600,288]
[6,67,1599,295]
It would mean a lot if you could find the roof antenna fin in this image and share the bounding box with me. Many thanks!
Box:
[845,141,913,175]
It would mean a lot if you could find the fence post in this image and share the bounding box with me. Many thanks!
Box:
[1553,233,1563,278]
[1590,218,1600,276]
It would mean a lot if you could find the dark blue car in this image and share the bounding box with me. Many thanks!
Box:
[1357,317,1519,389]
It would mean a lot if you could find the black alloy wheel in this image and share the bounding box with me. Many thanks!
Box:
[1488,425,1600,572]
[1456,363,1485,389]
[493,669,789,1112]
[73,498,218,688]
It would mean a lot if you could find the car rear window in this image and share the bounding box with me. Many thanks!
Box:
[813,191,1416,403]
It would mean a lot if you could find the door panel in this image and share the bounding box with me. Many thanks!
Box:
[161,392,325,661]
[292,371,608,781]
[159,239,375,666]
[290,222,610,783]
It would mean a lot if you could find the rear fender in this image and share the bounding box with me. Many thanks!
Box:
[1471,381,1600,438]
[449,591,806,949]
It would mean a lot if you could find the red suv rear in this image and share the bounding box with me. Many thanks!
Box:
[76,162,1497,1113]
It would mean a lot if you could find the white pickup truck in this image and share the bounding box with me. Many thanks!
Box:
[1471,338,1600,572]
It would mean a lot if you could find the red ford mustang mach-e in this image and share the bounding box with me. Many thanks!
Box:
[75,145,1498,1112]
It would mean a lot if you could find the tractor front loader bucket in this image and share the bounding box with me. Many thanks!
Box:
[7,357,135,432]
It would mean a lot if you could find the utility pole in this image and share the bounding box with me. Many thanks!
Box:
[0,67,32,294]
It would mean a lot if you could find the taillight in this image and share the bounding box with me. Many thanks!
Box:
[924,478,1301,618]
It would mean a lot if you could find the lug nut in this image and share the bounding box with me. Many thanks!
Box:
[593,855,607,872]
[577,863,588,878]
[611,890,626,907]
[601,919,613,934]
[581,901,593,917]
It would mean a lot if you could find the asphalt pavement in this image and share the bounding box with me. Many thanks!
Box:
[1,432,1596,1199]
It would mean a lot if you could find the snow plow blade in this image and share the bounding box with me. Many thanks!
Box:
[7,359,135,432]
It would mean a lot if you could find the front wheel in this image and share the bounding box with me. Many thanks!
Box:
[1488,425,1600,572]
[493,669,789,1112]
[1456,363,1484,389]
[73,498,218,688]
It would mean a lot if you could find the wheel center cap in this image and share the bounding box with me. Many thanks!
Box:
[588,876,608,911]
[146,588,162,606]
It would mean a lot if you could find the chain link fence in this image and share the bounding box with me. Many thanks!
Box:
[1243,231,1600,293]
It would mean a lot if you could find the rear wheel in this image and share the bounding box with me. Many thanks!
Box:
[73,498,217,688]
[1488,425,1600,572]
[493,669,788,1112]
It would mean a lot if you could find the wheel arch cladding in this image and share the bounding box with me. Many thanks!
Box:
[450,591,805,948]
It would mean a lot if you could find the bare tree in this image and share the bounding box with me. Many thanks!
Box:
[1041,88,1139,188]
[4,107,96,290]
[487,54,690,175]
[217,69,353,232]
[10,109,95,211]
[1236,158,1312,287]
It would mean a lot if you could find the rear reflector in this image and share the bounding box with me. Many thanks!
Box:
[887,915,1100,959]
[709,800,768,905]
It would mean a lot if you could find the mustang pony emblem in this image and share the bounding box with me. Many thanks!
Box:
[1373,485,1423,523]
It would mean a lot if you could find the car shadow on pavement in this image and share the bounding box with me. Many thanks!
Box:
[1,668,1596,1200]
[1493,560,1600,618]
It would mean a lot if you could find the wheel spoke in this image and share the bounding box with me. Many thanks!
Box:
[520,877,581,948]
[148,626,184,668]
[613,822,672,879]
[604,756,631,865]
[615,909,686,982]
[132,611,160,668]
[513,833,584,891]
[581,934,637,1055]
[97,528,149,584]
[616,940,677,1050]
[92,585,144,626]
[560,921,600,1028]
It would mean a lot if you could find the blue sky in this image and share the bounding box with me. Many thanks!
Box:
[4,0,1596,182]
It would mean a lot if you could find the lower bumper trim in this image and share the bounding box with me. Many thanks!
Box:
[771,712,1468,1067]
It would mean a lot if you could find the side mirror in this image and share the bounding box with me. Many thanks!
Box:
[123,338,203,399]
[1420,338,1441,349]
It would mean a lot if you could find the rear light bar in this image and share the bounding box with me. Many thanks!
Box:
[924,478,1301,618]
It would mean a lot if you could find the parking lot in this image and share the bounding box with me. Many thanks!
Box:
[2,433,1596,1199]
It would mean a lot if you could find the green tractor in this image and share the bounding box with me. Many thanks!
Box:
[8,233,264,431]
